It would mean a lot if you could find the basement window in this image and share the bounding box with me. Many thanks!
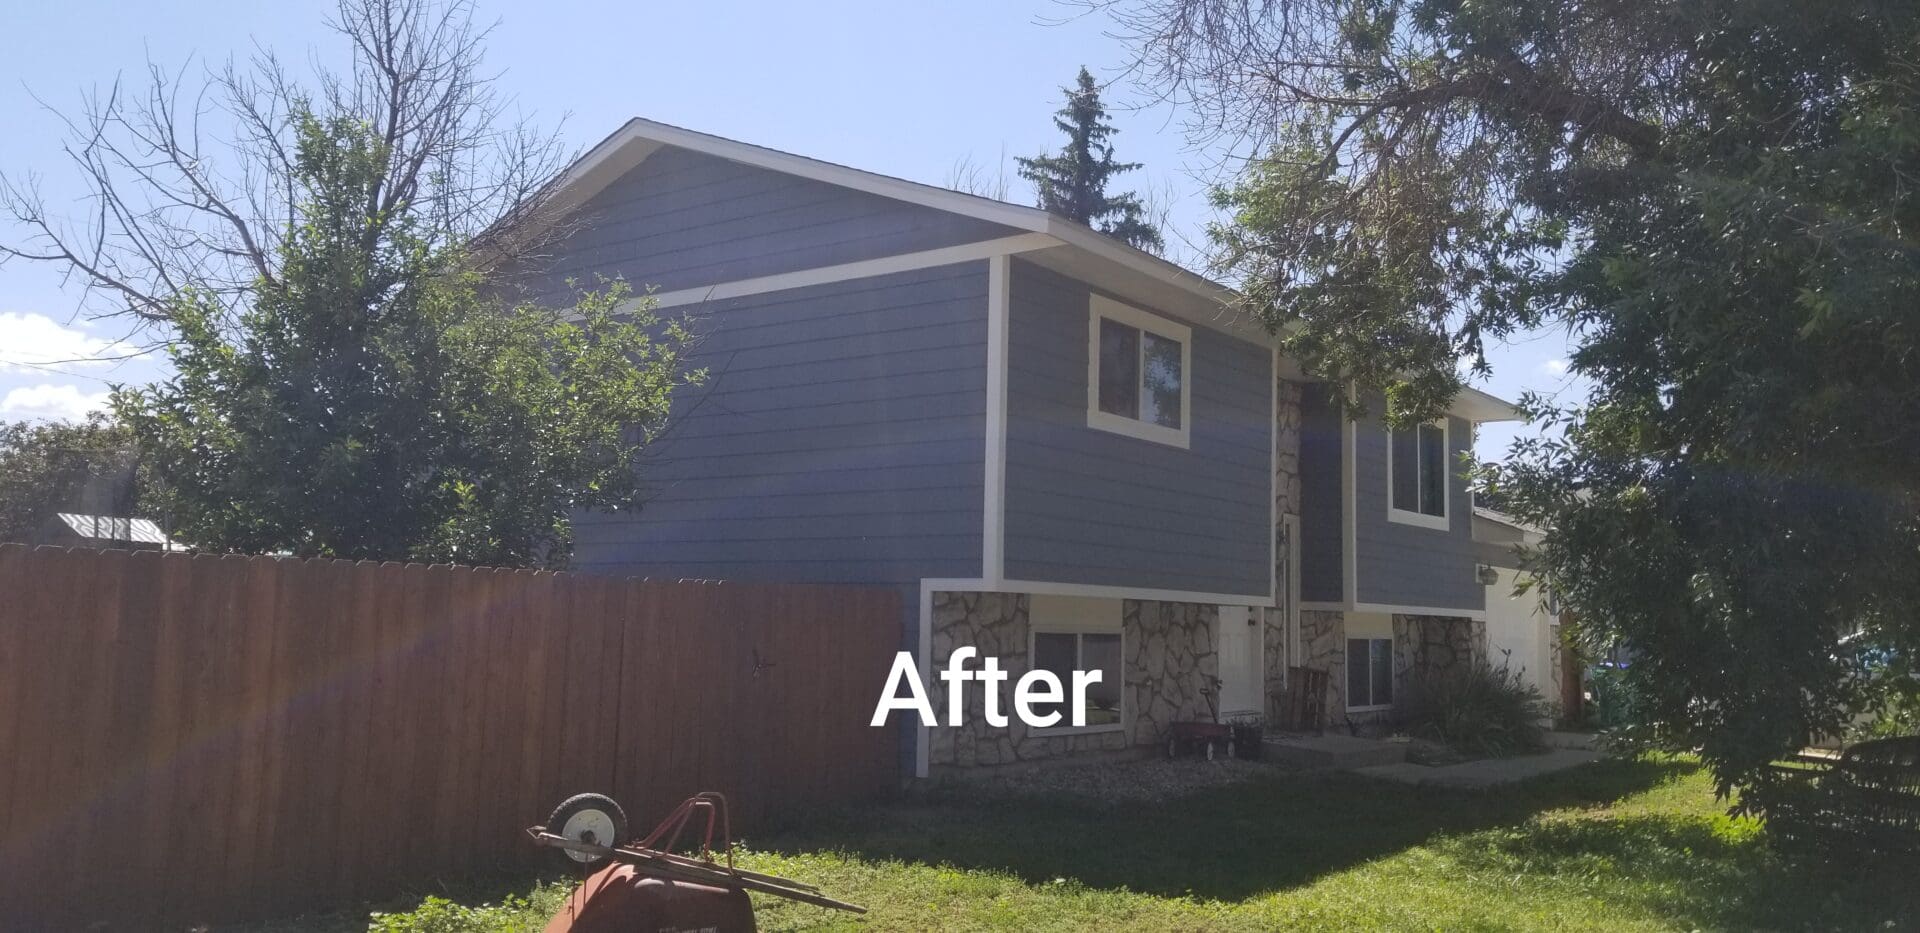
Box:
[1346,637,1394,711]
[1030,631,1124,729]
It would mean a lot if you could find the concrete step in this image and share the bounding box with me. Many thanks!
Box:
[1263,733,1408,770]
[1543,730,1603,751]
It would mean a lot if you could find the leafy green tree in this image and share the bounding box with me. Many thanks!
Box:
[1017,67,1164,252]
[3,0,693,569]
[114,112,698,568]
[1101,0,1920,795]
[0,414,142,543]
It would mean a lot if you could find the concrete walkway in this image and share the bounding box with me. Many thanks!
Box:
[1354,748,1605,789]
[1263,732,1407,770]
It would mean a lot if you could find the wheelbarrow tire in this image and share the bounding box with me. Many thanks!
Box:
[548,793,629,868]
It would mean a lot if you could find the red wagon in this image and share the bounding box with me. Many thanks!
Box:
[1166,720,1235,760]
[529,791,864,932]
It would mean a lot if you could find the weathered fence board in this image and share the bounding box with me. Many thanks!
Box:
[0,544,900,929]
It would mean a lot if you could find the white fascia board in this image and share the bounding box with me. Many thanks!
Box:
[1451,385,1527,423]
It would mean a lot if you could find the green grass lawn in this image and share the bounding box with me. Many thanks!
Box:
[245,756,1920,932]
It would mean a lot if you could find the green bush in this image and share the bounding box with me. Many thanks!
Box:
[366,885,567,933]
[1848,690,1920,742]
[1399,659,1549,757]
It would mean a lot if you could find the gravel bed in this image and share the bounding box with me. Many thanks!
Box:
[951,755,1299,806]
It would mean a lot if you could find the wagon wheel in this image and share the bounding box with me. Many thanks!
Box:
[547,793,629,868]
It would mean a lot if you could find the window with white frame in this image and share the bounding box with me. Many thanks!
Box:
[1389,421,1449,528]
[1346,637,1394,709]
[1027,595,1125,730]
[1087,294,1191,448]
[1030,632,1124,726]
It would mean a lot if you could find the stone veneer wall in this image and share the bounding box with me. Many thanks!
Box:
[1295,609,1348,727]
[1392,614,1488,684]
[926,591,1221,769]
[1262,379,1305,722]
[1127,600,1219,745]
[1546,622,1564,717]
[1288,610,1492,732]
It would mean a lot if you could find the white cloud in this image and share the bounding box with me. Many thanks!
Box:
[1543,358,1569,375]
[0,383,113,421]
[0,312,145,372]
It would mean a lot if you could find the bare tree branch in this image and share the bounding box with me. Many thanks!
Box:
[0,0,571,335]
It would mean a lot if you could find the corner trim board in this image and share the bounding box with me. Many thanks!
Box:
[1341,412,1358,606]
[982,255,1011,584]
[1270,348,1280,607]
[916,581,933,779]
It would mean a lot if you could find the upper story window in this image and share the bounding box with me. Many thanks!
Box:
[1086,294,1191,448]
[1388,420,1450,530]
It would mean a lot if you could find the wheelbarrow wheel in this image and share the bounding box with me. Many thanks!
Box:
[547,793,629,868]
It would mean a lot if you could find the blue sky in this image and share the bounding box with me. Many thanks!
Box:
[0,0,1583,457]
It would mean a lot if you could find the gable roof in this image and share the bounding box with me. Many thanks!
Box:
[520,118,1236,302]
[516,117,1524,423]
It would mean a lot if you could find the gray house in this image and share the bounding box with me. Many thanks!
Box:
[504,119,1521,778]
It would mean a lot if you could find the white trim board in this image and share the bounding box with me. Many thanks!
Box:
[925,577,1273,609]
[982,255,1012,583]
[916,581,935,779]
[1358,602,1487,621]
[1270,347,1281,610]
[1341,413,1358,607]
[1296,599,1489,622]
[1284,513,1301,675]
[616,233,1058,314]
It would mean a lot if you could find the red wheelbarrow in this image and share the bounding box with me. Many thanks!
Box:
[528,791,864,933]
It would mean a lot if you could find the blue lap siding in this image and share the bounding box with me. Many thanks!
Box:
[570,262,989,586]
[1297,383,1486,613]
[505,145,1014,300]
[1000,260,1273,599]
[1352,413,1483,611]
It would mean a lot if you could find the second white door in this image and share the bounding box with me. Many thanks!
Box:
[1216,605,1263,720]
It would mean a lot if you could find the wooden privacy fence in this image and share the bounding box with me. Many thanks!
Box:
[0,544,901,929]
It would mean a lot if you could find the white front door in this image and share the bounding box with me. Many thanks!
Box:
[1216,605,1263,720]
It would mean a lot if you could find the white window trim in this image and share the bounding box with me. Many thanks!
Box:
[1345,636,1396,712]
[1026,626,1127,736]
[1086,294,1193,449]
[1386,419,1451,531]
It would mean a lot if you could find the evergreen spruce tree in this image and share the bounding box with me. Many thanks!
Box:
[1016,68,1163,253]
